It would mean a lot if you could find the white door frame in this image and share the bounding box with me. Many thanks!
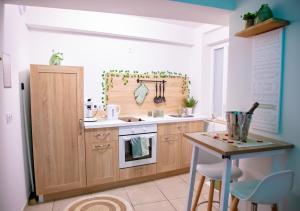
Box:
[209,41,229,120]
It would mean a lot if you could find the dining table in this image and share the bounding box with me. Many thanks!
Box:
[184,131,294,211]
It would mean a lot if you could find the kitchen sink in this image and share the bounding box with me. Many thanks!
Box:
[169,114,194,118]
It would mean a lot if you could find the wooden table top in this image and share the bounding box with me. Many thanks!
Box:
[184,132,294,156]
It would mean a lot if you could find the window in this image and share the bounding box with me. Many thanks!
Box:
[210,42,228,120]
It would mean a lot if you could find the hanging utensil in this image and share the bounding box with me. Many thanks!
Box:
[162,82,166,102]
[158,82,162,103]
[154,82,159,103]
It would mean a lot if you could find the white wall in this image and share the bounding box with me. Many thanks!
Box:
[0,4,30,211]
[25,7,204,106]
[228,0,300,210]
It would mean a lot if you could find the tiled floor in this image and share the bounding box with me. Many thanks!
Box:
[24,173,221,211]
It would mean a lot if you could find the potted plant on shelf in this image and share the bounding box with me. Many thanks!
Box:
[184,97,198,116]
[241,12,256,28]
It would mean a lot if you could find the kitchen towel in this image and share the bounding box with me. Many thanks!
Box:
[134,83,149,105]
[140,137,150,156]
[130,137,143,158]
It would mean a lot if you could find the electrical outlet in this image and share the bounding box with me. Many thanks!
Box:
[5,112,13,124]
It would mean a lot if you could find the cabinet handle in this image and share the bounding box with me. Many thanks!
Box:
[93,143,111,151]
[79,119,84,135]
[165,139,176,143]
[94,132,110,140]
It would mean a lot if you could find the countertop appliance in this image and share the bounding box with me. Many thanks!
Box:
[84,98,97,120]
[119,124,157,168]
[107,104,120,120]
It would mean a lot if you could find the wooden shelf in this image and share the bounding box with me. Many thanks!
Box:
[235,18,289,38]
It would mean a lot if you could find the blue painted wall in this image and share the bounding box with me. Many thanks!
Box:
[173,0,236,10]
[228,0,300,210]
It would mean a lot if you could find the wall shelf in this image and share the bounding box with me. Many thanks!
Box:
[235,18,289,38]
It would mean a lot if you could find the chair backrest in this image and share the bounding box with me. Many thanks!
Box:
[247,170,294,204]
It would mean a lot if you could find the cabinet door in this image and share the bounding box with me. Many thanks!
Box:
[85,139,119,186]
[30,65,85,195]
[181,121,205,168]
[157,134,181,173]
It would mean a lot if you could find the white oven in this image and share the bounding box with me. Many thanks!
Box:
[119,124,157,169]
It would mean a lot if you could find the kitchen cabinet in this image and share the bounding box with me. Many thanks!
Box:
[119,164,157,180]
[85,128,119,186]
[181,121,205,168]
[157,121,205,172]
[30,65,85,195]
[157,125,181,173]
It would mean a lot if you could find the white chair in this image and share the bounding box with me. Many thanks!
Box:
[192,161,243,211]
[230,170,294,211]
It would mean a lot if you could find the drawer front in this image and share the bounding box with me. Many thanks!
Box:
[85,127,118,143]
[119,164,157,180]
[158,123,183,135]
[159,134,180,143]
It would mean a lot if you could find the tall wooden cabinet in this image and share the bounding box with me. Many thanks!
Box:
[30,65,85,195]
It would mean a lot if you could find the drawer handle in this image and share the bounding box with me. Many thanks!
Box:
[165,139,176,143]
[94,132,110,140]
[135,166,143,170]
[93,143,111,151]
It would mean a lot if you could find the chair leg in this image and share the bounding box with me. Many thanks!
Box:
[219,181,222,202]
[192,176,206,211]
[207,180,215,211]
[230,197,239,211]
[271,204,278,211]
[251,202,258,211]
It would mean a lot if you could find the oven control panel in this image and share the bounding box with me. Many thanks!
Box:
[119,124,157,136]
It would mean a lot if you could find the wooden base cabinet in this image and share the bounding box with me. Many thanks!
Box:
[157,125,182,173]
[85,128,119,186]
[157,121,205,171]
[30,65,85,195]
[181,121,205,168]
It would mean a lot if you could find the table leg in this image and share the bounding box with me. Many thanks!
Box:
[185,146,199,211]
[220,158,232,211]
[271,152,287,211]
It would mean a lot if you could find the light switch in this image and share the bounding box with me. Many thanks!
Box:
[5,112,13,124]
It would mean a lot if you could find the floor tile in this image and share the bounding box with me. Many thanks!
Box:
[125,182,166,205]
[52,195,90,211]
[23,202,53,211]
[155,176,189,200]
[134,200,176,211]
[170,198,218,211]
[92,187,130,202]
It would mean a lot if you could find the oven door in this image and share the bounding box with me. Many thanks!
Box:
[119,133,157,169]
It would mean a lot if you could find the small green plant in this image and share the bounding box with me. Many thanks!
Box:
[241,12,256,20]
[184,97,198,108]
[49,50,64,65]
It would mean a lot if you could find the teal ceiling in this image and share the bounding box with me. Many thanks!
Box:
[173,0,236,10]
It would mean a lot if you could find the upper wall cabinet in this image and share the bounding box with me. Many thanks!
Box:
[30,65,85,195]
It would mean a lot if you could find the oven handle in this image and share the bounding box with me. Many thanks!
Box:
[122,134,156,141]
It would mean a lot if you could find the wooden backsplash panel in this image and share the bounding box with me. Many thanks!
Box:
[107,76,187,116]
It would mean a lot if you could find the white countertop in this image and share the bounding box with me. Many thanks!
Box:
[84,114,208,129]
